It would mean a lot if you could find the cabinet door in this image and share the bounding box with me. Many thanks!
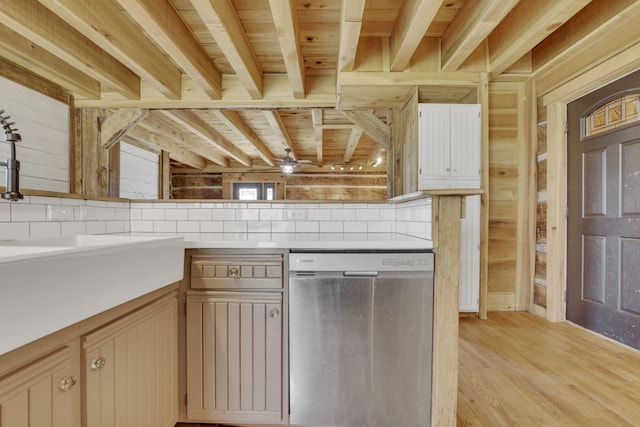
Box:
[83,293,178,427]
[418,104,452,189]
[186,292,285,424]
[450,104,481,188]
[0,346,78,427]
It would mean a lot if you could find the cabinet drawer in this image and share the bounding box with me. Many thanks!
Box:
[191,255,283,290]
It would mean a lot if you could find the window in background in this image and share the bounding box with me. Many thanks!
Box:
[233,182,276,200]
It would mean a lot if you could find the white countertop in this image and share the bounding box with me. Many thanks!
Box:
[122,232,433,250]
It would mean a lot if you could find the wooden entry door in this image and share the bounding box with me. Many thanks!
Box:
[567,71,640,350]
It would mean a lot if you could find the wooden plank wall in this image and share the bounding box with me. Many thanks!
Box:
[170,171,387,201]
[487,82,520,311]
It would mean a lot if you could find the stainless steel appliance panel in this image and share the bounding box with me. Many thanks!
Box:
[289,253,433,427]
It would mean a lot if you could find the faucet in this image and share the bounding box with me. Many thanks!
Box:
[0,110,23,201]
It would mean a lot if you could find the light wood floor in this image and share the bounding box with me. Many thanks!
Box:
[458,312,640,426]
[177,312,640,427]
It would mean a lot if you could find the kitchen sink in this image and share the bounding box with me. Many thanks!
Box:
[0,234,184,355]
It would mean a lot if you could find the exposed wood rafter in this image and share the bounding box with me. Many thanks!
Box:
[338,0,366,72]
[262,110,299,160]
[389,0,443,72]
[211,110,276,166]
[162,110,251,167]
[0,0,139,98]
[116,0,222,99]
[441,0,519,72]
[342,110,390,149]
[487,0,591,77]
[101,108,149,150]
[39,0,182,100]
[343,127,364,163]
[269,0,305,99]
[190,0,263,98]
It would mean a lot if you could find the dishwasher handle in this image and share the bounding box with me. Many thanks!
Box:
[343,271,379,277]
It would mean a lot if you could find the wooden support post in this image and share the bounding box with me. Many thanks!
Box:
[79,108,120,197]
[431,194,462,427]
[159,150,171,199]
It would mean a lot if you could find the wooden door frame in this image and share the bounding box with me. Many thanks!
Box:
[540,51,640,322]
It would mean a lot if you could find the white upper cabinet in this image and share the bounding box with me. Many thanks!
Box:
[418,104,481,189]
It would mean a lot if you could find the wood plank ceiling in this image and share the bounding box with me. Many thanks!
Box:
[0,0,622,174]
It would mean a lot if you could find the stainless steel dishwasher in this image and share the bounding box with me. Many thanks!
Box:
[289,250,434,427]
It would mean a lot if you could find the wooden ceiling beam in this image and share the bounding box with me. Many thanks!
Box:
[262,110,299,160]
[338,0,365,72]
[162,109,251,167]
[487,0,591,77]
[0,23,100,99]
[0,0,139,98]
[116,0,222,99]
[39,0,183,100]
[441,0,519,72]
[533,0,640,95]
[126,127,208,170]
[212,110,276,166]
[190,0,263,99]
[342,110,390,150]
[389,0,443,72]
[269,0,305,99]
[343,127,364,163]
[101,109,149,150]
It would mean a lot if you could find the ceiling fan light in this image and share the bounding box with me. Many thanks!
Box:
[281,163,295,174]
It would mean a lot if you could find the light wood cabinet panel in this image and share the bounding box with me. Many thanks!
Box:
[186,292,285,424]
[83,292,178,427]
[0,345,79,427]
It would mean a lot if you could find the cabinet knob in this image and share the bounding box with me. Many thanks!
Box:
[90,356,106,370]
[59,376,77,392]
[229,267,239,277]
[269,308,280,319]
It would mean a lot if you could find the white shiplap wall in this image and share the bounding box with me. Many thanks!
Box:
[0,76,69,193]
[120,142,159,200]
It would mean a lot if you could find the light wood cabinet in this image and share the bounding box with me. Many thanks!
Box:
[418,103,481,190]
[0,345,79,427]
[82,292,178,427]
[184,252,287,425]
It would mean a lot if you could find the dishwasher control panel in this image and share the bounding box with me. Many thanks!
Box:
[289,251,434,273]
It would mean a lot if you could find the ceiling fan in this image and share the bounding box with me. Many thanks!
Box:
[274,148,311,174]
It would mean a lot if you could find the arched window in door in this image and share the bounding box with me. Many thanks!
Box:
[584,92,640,137]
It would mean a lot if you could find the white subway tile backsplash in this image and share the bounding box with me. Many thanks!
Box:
[260,209,283,221]
[1,195,432,242]
[177,221,200,233]
[0,222,29,240]
[236,209,259,221]
[86,221,107,235]
[188,209,211,221]
[30,221,61,238]
[223,221,248,233]
[271,221,295,233]
[320,221,344,233]
[141,209,164,221]
[247,221,272,233]
[154,220,176,233]
[11,203,47,222]
[61,221,87,236]
[165,208,189,221]
[0,203,9,221]
[200,221,223,233]
[295,221,319,233]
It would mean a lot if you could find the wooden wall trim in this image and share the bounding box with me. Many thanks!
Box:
[545,102,567,322]
[515,79,538,312]
[477,73,489,320]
